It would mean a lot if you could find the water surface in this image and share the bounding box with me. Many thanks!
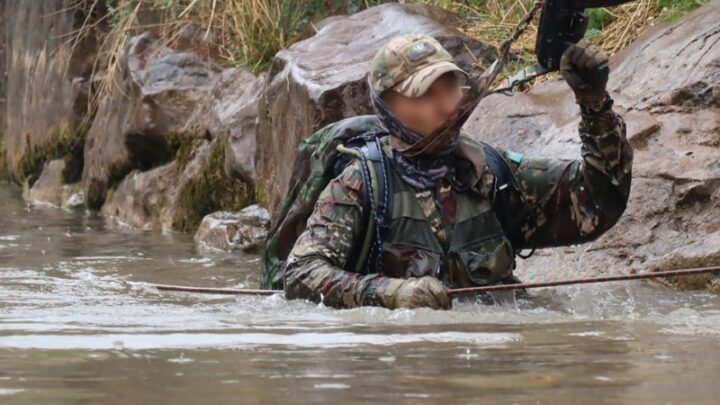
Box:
[1,183,719,404]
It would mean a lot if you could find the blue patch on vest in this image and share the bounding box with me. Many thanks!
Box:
[504,150,524,165]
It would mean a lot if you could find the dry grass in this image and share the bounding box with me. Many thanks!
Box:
[150,0,310,71]
[447,0,543,83]
[76,0,709,102]
[590,0,710,55]
[95,1,374,72]
[593,0,660,55]
[414,0,709,86]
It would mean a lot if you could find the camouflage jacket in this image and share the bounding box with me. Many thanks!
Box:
[284,106,632,308]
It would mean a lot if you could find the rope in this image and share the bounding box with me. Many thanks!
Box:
[447,265,720,298]
[153,265,720,298]
[473,0,545,99]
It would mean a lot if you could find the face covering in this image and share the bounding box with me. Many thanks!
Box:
[369,75,483,190]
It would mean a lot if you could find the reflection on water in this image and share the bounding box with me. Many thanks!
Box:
[1,183,719,404]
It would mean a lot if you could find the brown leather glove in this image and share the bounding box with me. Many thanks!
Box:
[383,276,452,310]
[560,39,610,110]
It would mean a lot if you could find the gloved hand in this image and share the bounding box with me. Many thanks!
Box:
[560,39,610,110]
[383,276,452,310]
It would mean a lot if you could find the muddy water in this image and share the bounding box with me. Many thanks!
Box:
[1,183,719,404]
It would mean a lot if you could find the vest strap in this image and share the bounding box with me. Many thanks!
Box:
[338,132,392,275]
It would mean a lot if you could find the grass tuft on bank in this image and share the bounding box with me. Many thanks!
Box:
[88,0,709,89]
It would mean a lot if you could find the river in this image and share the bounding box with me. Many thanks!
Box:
[1,183,719,404]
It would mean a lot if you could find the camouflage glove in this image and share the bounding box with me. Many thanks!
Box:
[560,39,610,110]
[382,276,452,310]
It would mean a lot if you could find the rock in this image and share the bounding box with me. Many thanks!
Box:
[77,30,256,233]
[81,32,221,209]
[463,1,720,289]
[255,3,498,215]
[22,159,84,209]
[625,110,661,149]
[166,137,254,232]
[124,33,220,140]
[609,9,720,111]
[208,68,266,185]
[0,0,6,175]
[644,234,720,292]
[100,137,253,232]
[194,205,271,252]
[3,1,104,185]
[81,82,138,209]
[100,161,177,231]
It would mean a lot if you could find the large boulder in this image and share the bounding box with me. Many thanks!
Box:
[77,31,257,233]
[3,1,104,186]
[464,1,720,290]
[255,3,499,216]
[208,68,266,185]
[194,205,271,252]
[22,159,84,209]
[81,32,221,209]
[100,135,254,233]
[0,0,6,178]
[99,159,178,231]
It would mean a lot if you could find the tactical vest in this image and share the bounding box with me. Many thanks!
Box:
[262,115,532,291]
[379,166,516,288]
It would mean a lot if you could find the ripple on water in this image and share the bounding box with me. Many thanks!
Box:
[0,331,522,350]
[4,262,720,343]
[0,389,25,396]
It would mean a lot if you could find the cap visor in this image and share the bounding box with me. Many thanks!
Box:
[393,61,467,98]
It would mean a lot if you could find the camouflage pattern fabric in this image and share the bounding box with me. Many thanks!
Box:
[283,107,632,309]
[369,34,466,98]
[260,116,386,289]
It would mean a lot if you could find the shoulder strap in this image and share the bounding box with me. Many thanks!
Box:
[338,131,392,275]
[481,142,536,259]
[481,143,513,235]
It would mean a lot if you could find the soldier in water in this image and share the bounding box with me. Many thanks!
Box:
[283,34,632,310]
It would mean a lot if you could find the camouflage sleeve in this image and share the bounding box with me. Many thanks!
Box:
[510,105,633,248]
[283,160,402,308]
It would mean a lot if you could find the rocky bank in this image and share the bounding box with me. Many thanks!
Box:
[0,1,718,289]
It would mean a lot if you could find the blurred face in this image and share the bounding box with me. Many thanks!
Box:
[382,72,464,136]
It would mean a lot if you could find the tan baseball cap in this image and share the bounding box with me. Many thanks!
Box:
[369,34,466,98]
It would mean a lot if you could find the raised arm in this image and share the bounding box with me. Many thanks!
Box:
[513,104,632,248]
[511,39,633,248]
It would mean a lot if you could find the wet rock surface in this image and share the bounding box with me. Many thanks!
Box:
[1,7,256,231]
[3,1,103,185]
[100,136,253,233]
[0,0,5,172]
[194,205,271,252]
[78,31,254,232]
[464,1,720,288]
[23,159,84,209]
[209,68,266,185]
[81,32,221,209]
